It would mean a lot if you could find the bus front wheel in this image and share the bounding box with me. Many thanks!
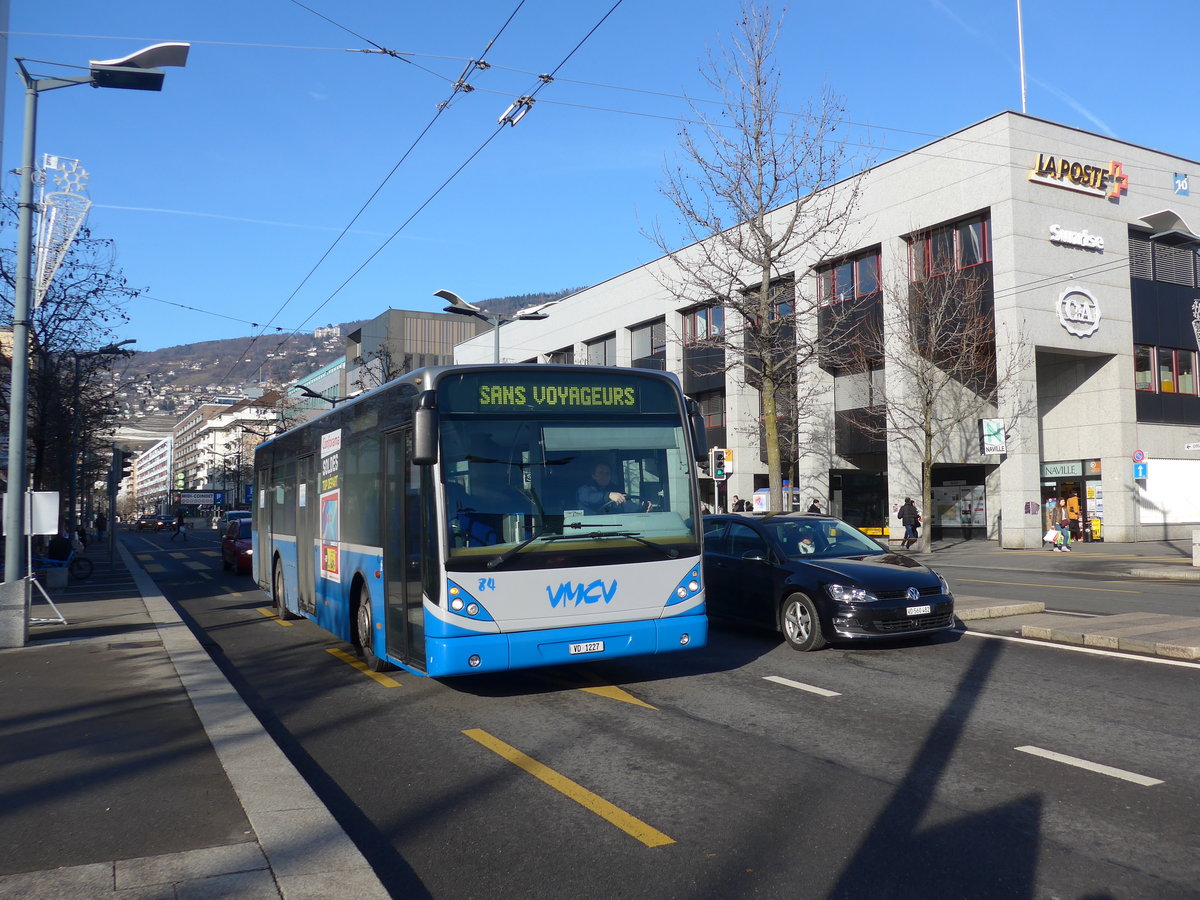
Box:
[272,561,296,620]
[355,583,389,672]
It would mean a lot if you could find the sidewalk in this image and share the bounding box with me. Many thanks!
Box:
[917,537,1200,662]
[0,539,388,899]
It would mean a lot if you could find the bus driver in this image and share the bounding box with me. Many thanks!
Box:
[577,462,650,514]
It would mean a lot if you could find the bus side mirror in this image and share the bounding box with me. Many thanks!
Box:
[413,391,438,464]
[687,398,709,461]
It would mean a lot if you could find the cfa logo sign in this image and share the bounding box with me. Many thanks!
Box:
[1057,287,1101,338]
[547,579,618,608]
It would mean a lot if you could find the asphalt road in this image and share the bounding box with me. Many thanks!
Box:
[123,531,1200,899]
[929,548,1200,617]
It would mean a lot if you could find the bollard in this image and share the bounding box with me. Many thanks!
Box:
[1193,529,1200,568]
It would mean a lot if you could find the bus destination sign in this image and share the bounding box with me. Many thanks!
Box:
[475,382,641,412]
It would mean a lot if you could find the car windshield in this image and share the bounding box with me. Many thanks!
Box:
[759,516,885,560]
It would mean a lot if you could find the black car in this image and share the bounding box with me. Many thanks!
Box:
[703,513,955,651]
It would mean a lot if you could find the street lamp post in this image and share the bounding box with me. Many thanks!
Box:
[435,289,549,363]
[1,44,189,650]
[67,340,136,535]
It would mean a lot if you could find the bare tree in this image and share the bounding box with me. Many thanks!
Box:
[841,238,1029,548]
[0,195,141,496]
[650,1,866,512]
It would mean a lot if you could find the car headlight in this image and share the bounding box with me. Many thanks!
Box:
[933,570,951,595]
[826,583,878,603]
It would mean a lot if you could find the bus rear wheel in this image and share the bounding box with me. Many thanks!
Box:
[355,583,390,672]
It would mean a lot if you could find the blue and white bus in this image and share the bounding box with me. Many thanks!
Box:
[253,364,709,677]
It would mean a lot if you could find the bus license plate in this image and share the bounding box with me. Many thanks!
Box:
[569,640,605,655]
[907,605,931,616]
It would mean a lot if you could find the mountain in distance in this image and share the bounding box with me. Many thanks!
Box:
[114,289,582,426]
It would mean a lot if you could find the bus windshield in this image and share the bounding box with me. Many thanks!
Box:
[437,371,699,569]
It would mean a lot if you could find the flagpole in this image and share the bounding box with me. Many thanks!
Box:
[1016,0,1027,113]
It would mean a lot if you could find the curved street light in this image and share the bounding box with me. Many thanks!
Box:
[435,289,549,364]
[2,45,189,649]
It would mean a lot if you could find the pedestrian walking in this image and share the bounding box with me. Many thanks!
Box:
[94,512,107,542]
[897,497,922,550]
[807,498,823,514]
[169,509,188,541]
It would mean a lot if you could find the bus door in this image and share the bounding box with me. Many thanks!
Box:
[383,429,424,667]
[296,454,317,616]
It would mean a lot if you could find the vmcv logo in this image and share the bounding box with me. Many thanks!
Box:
[547,579,619,608]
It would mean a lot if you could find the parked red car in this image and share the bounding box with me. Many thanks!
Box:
[221,519,253,574]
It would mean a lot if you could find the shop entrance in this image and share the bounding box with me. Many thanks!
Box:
[1040,460,1103,541]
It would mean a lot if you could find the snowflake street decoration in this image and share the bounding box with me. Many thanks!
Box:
[34,155,93,309]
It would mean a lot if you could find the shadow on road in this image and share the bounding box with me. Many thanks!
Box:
[828,638,1045,899]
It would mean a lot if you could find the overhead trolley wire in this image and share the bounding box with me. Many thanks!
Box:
[270,0,626,359]
[219,1,529,383]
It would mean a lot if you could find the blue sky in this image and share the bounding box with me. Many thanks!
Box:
[3,1,1195,352]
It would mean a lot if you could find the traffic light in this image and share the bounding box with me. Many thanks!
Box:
[109,447,135,486]
[710,448,727,480]
[119,450,135,482]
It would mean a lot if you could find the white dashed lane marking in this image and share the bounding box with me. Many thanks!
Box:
[763,675,841,698]
[1015,746,1163,786]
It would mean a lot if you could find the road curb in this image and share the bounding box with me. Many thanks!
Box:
[117,542,390,899]
[1129,565,1200,580]
[954,598,1046,620]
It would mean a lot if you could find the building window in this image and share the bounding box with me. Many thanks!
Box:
[909,214,991,281]
[682,306,725,344]
[1181,351,1197,394]
[694,390,725,428]
[631,319,667,361]
[585,333,616,366]
[1158,347,1177,392]
[1134,346,1154,391]
[1129,228,1200,286]
[547,346,574,365]
[818,249,881,306]
[1136,345,1197,394]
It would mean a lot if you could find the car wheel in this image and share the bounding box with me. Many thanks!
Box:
[354,583,390,672]
[272,561,296,620]
[779,592,826,651]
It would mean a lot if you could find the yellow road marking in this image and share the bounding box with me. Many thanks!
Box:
[959,578,1141,594]
[579,685,657,709]
[200,550,221,558]
[169,552,188,559]
[136,554,152,562]
[184,561,209,571]
[256,607,293,627]
[197,573,212,581]
[464,728,674,848]
[325,647,402,687]
[144,563,166,573]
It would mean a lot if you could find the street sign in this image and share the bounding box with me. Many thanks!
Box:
[1132,449,1146,462]
[1185,442,1200,451]
[1133,462,1148,480]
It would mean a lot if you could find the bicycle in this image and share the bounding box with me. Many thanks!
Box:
[32,549,93,580]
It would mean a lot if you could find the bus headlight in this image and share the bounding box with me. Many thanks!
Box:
[679,633,690,645]
[451,598,464,611]
[468,655,482,668]
[466,603,479,616]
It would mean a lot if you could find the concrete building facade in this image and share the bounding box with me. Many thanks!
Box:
[455,112,1200,547]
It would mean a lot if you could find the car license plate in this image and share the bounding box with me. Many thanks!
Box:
[569,640,605,655]
[907,605,932,616]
